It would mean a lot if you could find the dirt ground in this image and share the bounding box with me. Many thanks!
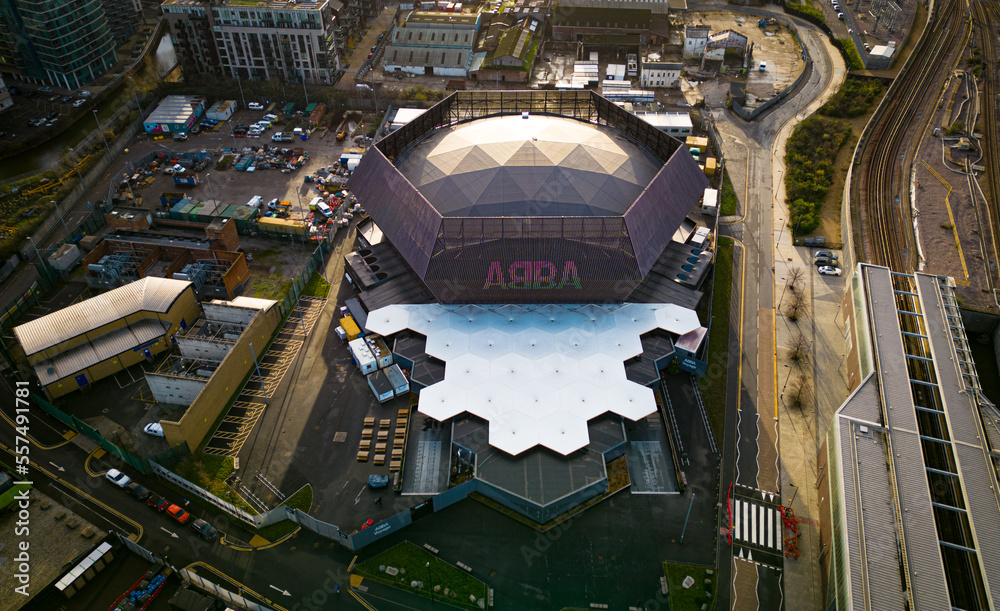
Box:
[682,11,806,107]
[914,70,998,312]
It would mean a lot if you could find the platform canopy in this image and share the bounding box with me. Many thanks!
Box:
[366,303,705,456]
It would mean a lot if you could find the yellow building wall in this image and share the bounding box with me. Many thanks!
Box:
[160,305,281,453]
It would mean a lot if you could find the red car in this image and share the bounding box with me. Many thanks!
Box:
[147,496,169,512]
[361,519,374,530]
[166,504,191,524]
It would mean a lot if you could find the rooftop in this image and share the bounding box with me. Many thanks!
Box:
[394,114,663,217]
[14,277,193,356]
[365,302,706,455]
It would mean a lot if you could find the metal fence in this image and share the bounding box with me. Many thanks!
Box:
[150,460,265,528]
[179,568,275,611]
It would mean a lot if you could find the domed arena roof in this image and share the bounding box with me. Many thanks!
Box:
[394,114,663,217]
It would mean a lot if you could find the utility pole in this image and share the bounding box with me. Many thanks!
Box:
[93,110,111,156]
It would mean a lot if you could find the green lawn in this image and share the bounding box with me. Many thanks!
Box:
[663,562,717,610]
[354,541,488,610]
[719,166,740,216]
[700,238,735,444]
[253,485,313,541]
[172,455,256,514]
[301,271,331,298]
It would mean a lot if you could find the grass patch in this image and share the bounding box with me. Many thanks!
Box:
[355,541,488,609]
[819,77,883,118]
[699,238,734,444]
[719,166,740,216]
[784,1,824,22]
[301,271,331,298]
[785,116,852,235]
[606,455,630,492]
[250,274,293,300]
[835,39,865,70]
[172,454,257,514]
[663,562,717,610]
[281,484,313,513]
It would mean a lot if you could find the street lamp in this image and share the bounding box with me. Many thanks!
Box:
[50,200,70,234]
[301,72,309,106]
[25,236,42,266]
[236,70,247,109]
[205,173,217,207]
[93,110,111,156]
[227,120,238,150]
[425,562,434,604]
[127,75,141,111]
[68,147,86,188]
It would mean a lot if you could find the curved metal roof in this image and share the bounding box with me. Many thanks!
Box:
[394,115,662,217]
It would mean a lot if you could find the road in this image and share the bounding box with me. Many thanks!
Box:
[707,5,845,610]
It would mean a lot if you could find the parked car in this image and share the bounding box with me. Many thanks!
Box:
[73,99,86,108]
[106,469,131,488]
[125,482,152,501]
[148,496,170,511]
[361,519,374,530]
[191,518,219,541]
[248,102,264,110]
[814,251,839,260]
[263,113,278,122]
[166,504,191,524]
[60,96,72,103]
[144,422,164,437]
[814,256,837,266]
[818,266,842,276]
[837,12,844,19]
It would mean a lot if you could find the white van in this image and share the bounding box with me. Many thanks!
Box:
[246,195,263,208]
[759,61,767,72]
[308,197,323,211]
[316,201,333,218]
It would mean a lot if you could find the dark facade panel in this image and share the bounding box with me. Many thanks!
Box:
[624,148,710,277]
[348,149,442,277]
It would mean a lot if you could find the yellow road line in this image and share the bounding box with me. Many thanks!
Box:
[185,560,289,611]
[0,440,143,541]
[84,447,108,477]
[0,407,77,450]
[921,161,970,281]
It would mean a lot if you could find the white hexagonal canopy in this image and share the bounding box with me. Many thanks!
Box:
[394,114,664,218]
[364,303,707,456]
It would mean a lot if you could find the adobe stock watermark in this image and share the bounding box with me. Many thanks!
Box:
[12,381,33,597]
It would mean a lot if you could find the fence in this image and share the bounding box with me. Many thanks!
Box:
[179,569,275,611]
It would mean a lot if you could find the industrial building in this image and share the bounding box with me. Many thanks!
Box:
[161,0,344,84]
[142,94,206,135]
[382,11,480,77]
[555,0,670,14]
[345,90,713,521]
[13,277,200,400]
[633,111,693,136]
[469,15,541,83]
[552,7,651,44]
[640,58,682,88]
[821,264,1000,610]
[0,0,119,88]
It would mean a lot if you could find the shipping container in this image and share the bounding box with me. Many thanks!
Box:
[341,316,362,340]
[385,364,409,397]
[701,187,719,215]
[367,370,395,403]
[349,337,378,374]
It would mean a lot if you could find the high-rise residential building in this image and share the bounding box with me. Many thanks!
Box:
[0,74,13,112]
[102,0,143,45]
[162,0,343,84]
[0,0,119,89]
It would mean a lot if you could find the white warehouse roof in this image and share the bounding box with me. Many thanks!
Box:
[366,303,706,456]
[14,277,193,356]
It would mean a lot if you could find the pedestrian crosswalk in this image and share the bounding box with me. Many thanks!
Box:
[732,498,784,552]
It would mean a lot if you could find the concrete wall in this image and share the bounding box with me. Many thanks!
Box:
[160,304,281,452]
[202,302,260,325]
[176,337,234,361]
[145,373,208,405]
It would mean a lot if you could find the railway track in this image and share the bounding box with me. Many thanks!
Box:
[857,0,967,270]
[972,0,1000,296]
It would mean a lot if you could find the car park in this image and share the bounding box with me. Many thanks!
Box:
[819,266,842,276]
[106,469,131,488]
[248,102,264,110]
[166,504,191,524]
[125,482,152,501]
[144,422,164,437]
[191,519,219,541]
[148,496,170,511]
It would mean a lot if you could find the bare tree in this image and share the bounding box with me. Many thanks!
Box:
[788,375,809,408]
[787,267,804,293]
[788,332,809,364]
[785,290,807,322]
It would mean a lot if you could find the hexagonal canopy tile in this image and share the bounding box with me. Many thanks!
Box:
[488,411,541,456]
[558,380,609,421]
[530,304,586,333]
[595,329,644,361]
[450,304,504,333]
[578,353,627,386]
[575,304,617,333]
[464,381,513,422]
[407,304,454,336]
[612,303,659,335]
[495,304,529,324]
[511,329,556,359]
[424,327,471,361]
[652,304,702,336]
[491,353,538,388]
[605,380,657,421]
[536,352,581,388]
[418,381,469,421]
[468,327,513,360]
[508,386,564,419]
[365,304,412,336]
[443,353,492,389]
[537,413,591,455]
[550,328,599,359]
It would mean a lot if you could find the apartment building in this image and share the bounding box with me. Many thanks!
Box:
[162,0,342,84]
[0,0,119,89]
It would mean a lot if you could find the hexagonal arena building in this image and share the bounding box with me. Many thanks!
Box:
[347,90,710,303]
